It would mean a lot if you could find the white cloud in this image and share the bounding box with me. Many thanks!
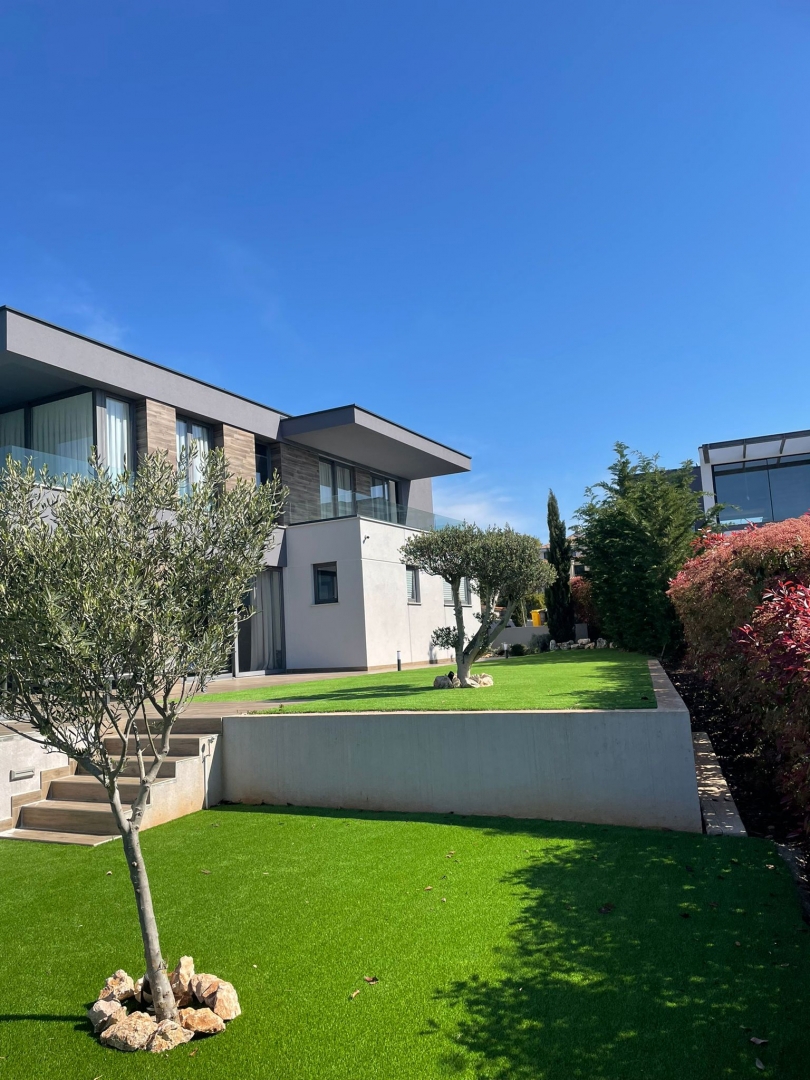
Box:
[432,473,539,534]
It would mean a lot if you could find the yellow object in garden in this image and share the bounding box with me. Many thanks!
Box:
[531,609,542,627]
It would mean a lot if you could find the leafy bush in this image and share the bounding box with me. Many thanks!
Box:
[509,642,527,656]
[527,633,550,653]
[738,581,810,834]
[670,516,810,835]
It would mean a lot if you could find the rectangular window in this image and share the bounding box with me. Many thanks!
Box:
[768,456,810,521]
[314,562,338,604]
[105,396,132,477]
[336,464,354,517]
[176,418,211,492]
[30,392,94,468]
[370,475,396,521]
[255,444,269,487]
[443,578,471,606]
[319,459,335,518]
[406,565,420,603]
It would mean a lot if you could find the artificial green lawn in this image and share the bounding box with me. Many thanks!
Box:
[199,651,656,712]
[0,808,807,1079]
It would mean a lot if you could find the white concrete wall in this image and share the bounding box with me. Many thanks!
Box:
[219,663,702,832]
[282,516,369,670]
[0,731,69,826]
[358,517,480,669]
[282,516,480,671]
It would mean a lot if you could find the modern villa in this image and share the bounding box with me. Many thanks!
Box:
[698,429,810,529]
[0,307,479,674]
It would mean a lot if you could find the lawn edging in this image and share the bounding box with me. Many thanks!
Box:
[216,661,702,832]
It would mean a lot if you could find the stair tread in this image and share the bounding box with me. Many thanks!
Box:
[26,799,122,814]
[52,775,172,787]
[0,828,120,846]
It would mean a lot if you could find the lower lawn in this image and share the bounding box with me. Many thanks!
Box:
[0,808,807,1079]
[198,651,656,712]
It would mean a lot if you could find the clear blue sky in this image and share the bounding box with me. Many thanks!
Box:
[1,1,808,537]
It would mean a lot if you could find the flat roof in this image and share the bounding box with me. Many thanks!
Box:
[0,307,471,478]
[700,428,810,466]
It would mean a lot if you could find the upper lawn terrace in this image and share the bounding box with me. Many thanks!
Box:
[200,651,655,712]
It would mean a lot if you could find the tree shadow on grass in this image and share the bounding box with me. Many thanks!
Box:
[429,837,806,1080]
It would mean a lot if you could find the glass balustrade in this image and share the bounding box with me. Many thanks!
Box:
[0,445,94,484]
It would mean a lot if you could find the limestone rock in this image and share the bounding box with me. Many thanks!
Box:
[100,1011,157,1052]
[476,673,493,687]
[204,979,241,1021]
[133,975,153,1007]
[146,1019,195,1053]
[87,997,125,1033]
[577,637,591,646]
[98,969,135,1002]
[179,1006,226,1035]
[549,640,557,651]
[170,956,195,1006]
[596,638,607,649]
[190,973,220,1004]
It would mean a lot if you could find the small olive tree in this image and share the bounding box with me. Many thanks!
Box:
[0,448,285,1022]
[401,523,556,685]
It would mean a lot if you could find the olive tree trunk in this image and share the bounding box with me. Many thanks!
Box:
[109,785,178,1022]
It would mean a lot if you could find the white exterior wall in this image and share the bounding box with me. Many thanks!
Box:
[358,518,479,668]
[0,731,69,826]
[281,516,480,672]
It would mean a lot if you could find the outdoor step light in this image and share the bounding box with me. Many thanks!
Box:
[9,768,35,782]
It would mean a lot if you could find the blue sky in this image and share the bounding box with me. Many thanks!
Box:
[1,1,808,537]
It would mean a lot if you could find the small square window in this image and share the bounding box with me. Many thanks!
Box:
[406,565,420,604]
[314,562,338,604]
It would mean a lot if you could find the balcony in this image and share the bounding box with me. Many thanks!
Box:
[287,493,459,531]
[0,445,93,484]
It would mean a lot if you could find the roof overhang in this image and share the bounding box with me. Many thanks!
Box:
[700,429,810,466]
[279,405,471,479]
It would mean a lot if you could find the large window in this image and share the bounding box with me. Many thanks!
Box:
[714,454,810,528]
[313,562,338,604]
[30,392,94,468]
[370,475,396,522]
[105,396,132,477]
[319,459,355,519]
[0,409,24,449]
[176,417,211,492]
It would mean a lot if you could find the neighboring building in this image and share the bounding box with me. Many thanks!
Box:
[698,429,810,530]
[0,307,479,673]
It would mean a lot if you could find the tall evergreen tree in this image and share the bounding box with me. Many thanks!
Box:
[546,490,574,641]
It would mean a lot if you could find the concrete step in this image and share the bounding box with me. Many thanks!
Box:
[77,757,183,779]
[135,716,223,736]
[19,799,126,835]
[102,734,208,758]
[48,775,171,804]
[0,827,119,846]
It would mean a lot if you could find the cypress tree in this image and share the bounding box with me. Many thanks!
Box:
[546,490,574,641]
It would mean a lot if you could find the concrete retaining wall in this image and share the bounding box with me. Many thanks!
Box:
[219,662,702,832]
[0,731,70,829]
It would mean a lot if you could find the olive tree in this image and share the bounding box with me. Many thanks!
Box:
[401,523,556,685]
[0,448,285,1022]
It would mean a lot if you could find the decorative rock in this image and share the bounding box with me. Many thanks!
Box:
[133,976,153,1007]
[596,638,607,649]
[577,638,590,646]
[433,671,461,689]
[204,979,242,1021]
[467,673,493,687]
[179,1006,226,1035]
[549,640,557,651]
[99,969,135,1002]
[146,1019,195,1053]
[87,998,126,1033]
[170,956,195,1006]
[190,973,220,1004]
[100,1011,158,1052]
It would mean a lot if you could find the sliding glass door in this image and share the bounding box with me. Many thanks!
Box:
[236,569,285,674]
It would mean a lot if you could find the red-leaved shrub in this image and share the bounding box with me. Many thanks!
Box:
[570,576,600,634]
[669,516,810,834]
[738,582,810,833]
